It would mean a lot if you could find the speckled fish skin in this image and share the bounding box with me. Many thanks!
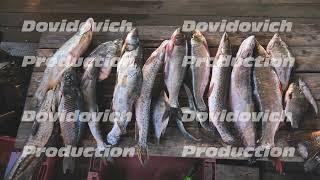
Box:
[230,36,256,148]
[190,30,211,112]
[81,39,122,150]
[266,33,294,92]
[151,91,170,145]
[58,67,83,174]
[6,89,59,180]
[35,18,94,106]
[135,40,167,166]
[107,29,143,146]
[285,79,318,128]
[208,32,235,144]
[253,40,284,149]
[164,28,188,108]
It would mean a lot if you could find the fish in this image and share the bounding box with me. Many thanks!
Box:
[163,28,199,142]
[266,33,294,92]
[230,36,256,148]
[284,79,318,128]
[151,91,170,145]
[253,40,284,149]
[81,39,123,150]
[107,29,143,147]
[5,89,59,180]
[34,18,94,106]
[58,67,83,174]
[288,131,320,173]
[135,40,168,165]
[186,30,215,133]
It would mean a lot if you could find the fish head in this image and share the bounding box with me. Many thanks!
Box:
[237,35,255,59]
[216,32,231,56]
[122,28,140,52]
[191,29,208,46]
[285,82,301,103]
[266,33,285,54]
[170,27,186,46]
[77,18,94,50]
[61,68,79,95]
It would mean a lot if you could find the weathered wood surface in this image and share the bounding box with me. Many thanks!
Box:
[215,164,259,180]
[14,26,320,163]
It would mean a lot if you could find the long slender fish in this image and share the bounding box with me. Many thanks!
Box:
[230,36,256,148]
[208,32,235,144]
[34,18,93,106]
[187,30,214,133]
[81,39,123,150]
[58,67,83,174]
[163,28,199,141]
[266,33,294,92]
[107,29,143,147]
[285,79,318,128]
[5,89,59,180]
[151,91,170,145]
[135,40,168,165]
[253,40,284,149]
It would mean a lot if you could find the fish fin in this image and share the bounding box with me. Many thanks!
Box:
[63,157,76,174]
[136,144,149,167]
[299,79,318,114]
[171,107,201,142]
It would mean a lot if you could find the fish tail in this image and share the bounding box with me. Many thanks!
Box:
[63,157,76,174]
[170,107,200,142]
[155,136,161,145]
[136,144,149,166]
[199,119,216,134]
[5,154,41,180]
[304,153,320,172]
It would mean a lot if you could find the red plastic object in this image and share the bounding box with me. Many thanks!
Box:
[0,136,16,164]
[34,157,58,180]
[87,156,106,180]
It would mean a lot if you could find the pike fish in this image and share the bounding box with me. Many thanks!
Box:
[288,131,320,173]
[266,33,294,91]
[208,32,235,144]
[253,40,284,149]
[230,36,256,148]
[35,18,94,106]
[107,29,143,147]
[135,40,168,165]
[151,91,170,145]
[163,28,199,142]
[81,39,123,150]
[58,67,83,174]
[5,89,59,180]
[285,79,318,128]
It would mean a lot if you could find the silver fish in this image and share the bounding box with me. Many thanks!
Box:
[107,29,143,146]
[35,18,94,106]
[285,79,318,128]
[266,33,294,91]
[208,32,235,144]
[151,91,170,145]
[230,36,256,148]
[81,39,123,150]
[135,40,168,165]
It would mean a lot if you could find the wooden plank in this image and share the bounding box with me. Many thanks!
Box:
[262,171,319,180]
[1,1,320,18]
[215,164,259,180]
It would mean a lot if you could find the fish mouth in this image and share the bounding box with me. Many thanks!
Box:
[123,28,140,51]
[79,18,95,35]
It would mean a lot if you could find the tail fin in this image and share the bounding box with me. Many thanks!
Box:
[171,107,200,142]
[136,144,149,167]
